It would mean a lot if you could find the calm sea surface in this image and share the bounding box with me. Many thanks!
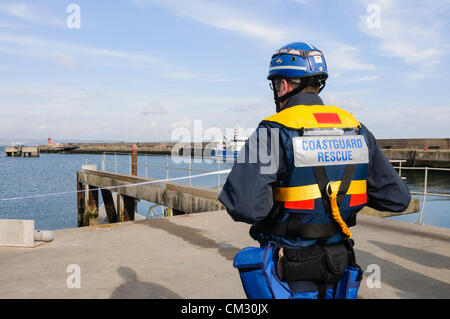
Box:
[0,146,448,230]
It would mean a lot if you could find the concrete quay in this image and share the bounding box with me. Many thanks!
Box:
[39,142,210,156]
[4,146,39,157]
[377,138,450,150]
[383,149,450,168]
[4,146,22,157]
[0,211,448,299]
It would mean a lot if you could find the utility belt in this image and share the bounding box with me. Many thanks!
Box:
[233,238,363,299]
[280,241,350,284]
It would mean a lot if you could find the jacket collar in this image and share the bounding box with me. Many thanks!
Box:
[282,93,324,111]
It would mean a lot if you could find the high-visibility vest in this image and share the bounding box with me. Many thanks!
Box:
[253,105,369,246]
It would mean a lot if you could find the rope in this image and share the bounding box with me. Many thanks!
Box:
[328,187,352,238]
[0,169,232,202]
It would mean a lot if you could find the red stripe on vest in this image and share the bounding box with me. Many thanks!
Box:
[313,113,342,124]
[349,193,367,207]
[284,199,315,210]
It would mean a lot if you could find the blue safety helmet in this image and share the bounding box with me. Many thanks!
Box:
[268,42,328,112]
[267,42,328,80]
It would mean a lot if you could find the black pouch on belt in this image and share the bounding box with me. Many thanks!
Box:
[321,243,350,284]
[280,243,350,283]
[280,245,325,282]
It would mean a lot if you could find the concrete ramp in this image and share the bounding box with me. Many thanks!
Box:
[0,211,448,299]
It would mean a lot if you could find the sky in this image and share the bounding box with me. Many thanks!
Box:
[0,0,449,143]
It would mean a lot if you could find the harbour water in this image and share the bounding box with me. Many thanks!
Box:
[0,146,448,230]
[386,169,450,227]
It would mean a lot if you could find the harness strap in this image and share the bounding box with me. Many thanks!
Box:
[313,166,331,216]
[337,165,357,206]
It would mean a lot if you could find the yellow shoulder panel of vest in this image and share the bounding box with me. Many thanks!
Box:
[264,105,361,129]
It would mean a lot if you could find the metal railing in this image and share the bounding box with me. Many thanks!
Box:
[96,154,449,225]
[391,163,450,225]
[100,152,224,190]
[390,160,406,179]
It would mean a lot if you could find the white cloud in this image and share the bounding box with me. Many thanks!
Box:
[0,3,63,26]
[80,47,159,64]
[213,77,240,83]
[0,22,22,29]
[344,75,379,84]
[323,41,376,72]
[137,1,375,74]
[141,103,168,115]
[46,52,77,67]
[322,92,365,111]
[292,0,310,4]
[0,31,237,82]
[0,32,44,47]
[0,31,161,68]
[359,105,450,138]
[143,0,288,45]
[37,124,49,131]
[357,0,449,67]
[0,3,34,20]
[170,116,191,129]
[0,84,97,100]
[162,71,239,82]
[162,71,199,80]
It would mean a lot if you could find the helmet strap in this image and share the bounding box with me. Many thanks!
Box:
[271,80,282,113]
[274,86,303,111]
[318,78,327,94]
[272,76,327,112]
[273,77,313,112]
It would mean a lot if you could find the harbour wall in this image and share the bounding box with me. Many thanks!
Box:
[377,138,450,150]
[38,139,450,167]
[378,138,450,167]
[39,142,215,156]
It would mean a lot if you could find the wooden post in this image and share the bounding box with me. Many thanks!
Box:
[84,185,99,226]
[122,195,135,221]
[101,189,117,223]
[132,144,138,176]
[77,179,85,227]
[116,193,123,221]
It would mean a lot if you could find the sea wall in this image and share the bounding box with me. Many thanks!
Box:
[39,138,450,167]
[377,138,450,150]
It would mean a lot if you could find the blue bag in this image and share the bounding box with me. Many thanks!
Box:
[334,266,364,299]
[233,245,317,299]
[233,245,363,299]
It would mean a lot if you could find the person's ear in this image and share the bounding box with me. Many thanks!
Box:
[279,79,289,95]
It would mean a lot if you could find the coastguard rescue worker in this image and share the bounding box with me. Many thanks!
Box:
[219,42,411,299]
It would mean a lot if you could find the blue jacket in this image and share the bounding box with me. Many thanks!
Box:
[218,93,411,247]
